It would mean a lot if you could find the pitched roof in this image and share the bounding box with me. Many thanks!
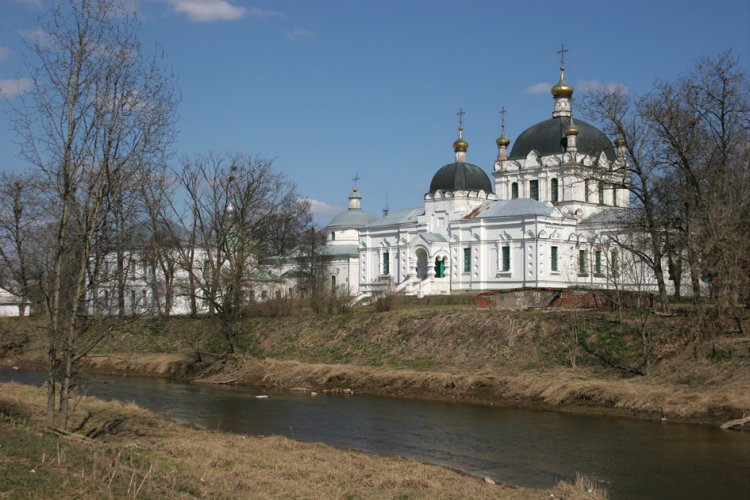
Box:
[476,198,563,218]
[365,207,423,228]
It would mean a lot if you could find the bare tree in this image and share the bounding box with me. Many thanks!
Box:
[641,52,750,330]
[294,225,332,314]
[583,51,750,327]
[0,173,43,316]
[139,172,182,316]
[12,0,176,428]
[163,153,308,351]
[580,87,671,312]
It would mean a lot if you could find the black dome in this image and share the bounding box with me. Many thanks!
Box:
[429,162,493,194]
[509,117,615,161]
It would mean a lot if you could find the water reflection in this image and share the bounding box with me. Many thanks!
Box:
[2,368,748,500]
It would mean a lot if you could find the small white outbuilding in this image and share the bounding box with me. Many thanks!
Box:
[0,287,29,317]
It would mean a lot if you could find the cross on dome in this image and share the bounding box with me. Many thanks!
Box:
[452,108,468,154]
[557,43,569,69]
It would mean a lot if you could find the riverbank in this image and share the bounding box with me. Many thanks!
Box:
[1,306,748,427]
[66,352,746,427]
[0,382,605,499]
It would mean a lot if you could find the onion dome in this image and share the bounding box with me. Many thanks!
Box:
[564,123,579,136]
[429,162,492,194]
[551,67,574,98]
[453,127,468,152]
[615,136,626,147]
[509,116,615,161]
[496,135,510,147]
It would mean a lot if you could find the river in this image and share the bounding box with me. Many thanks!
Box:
[1,368,748,499]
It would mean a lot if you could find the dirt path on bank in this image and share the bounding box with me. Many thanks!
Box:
[66,352,750,428]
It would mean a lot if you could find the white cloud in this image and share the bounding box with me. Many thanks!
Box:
[285,26,315,42]
[0,47,11,60]
[0,78,33,98]
[525,82,551,94]
[305,198,341,218]
[246,6,283,19]
[166,0,247,22]
[577,80,629,94]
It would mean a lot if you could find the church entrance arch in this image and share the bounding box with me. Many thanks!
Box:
[415,248,428,280]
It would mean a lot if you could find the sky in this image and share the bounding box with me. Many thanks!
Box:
[1,0,749,224]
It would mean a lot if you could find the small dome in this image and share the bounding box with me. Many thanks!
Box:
[496,135,510,147]
[452,128,468,152]
[429,162,492,194]
[564,125,579,136]
[326,209,376,229]
[551,68,574,98]
[509,116,615,161]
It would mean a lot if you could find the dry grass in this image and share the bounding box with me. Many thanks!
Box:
[80,352,190,376]
[1,382,551,499]
[552,473,608,500]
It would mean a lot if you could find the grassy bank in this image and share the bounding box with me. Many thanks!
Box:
[1,305,748,426]
[0,382,607,499]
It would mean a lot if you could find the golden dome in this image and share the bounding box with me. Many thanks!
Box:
[551,67,574,98]
[565,125,579,136]
[496,135,510,147]
[615,136,626,146]
[453,128,468,153]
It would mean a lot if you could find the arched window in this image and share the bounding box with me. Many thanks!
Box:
[551,178,559,203]
[529,180,539,200]
[594,249,603,276]
[612,186,618,207]
[511,182,518,199]
[578,249,588,277]
[331,231,335,241]
[331,275,336,289]
[584,180,590,202]
[598,181,605,204]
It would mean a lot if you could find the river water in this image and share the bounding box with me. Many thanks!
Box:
[1,368,748,499]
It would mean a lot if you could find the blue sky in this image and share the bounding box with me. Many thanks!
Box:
[1,0,749,224]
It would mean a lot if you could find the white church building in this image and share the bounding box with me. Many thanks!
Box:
[324,63,635,299]
[89,61,664,316]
